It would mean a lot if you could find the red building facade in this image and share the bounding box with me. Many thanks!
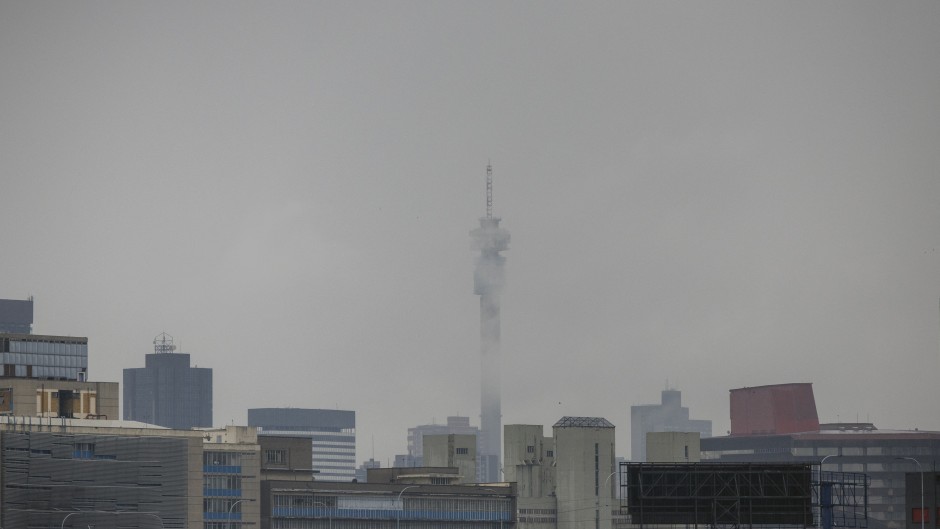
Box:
[730,383,819,436]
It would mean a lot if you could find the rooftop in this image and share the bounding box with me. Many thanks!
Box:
[553,416,615,429]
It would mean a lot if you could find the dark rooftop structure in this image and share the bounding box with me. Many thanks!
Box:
[553,416,615,428]
[0,298,33,334]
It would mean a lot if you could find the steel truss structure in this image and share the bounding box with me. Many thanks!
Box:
[622,463,868,529]
[816,470,869,529]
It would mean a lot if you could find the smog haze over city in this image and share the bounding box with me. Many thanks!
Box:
[2,2,939,466]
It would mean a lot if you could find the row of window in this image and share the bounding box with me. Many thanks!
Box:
[1,352,88,366]
[3,365,84,378]
[205,451,243,466]
[312,448,355,454]
[273,521,492,529]
[314,442,356,449]
[1,339,87,355]
[205,475,242,489]
[706,446,940,459]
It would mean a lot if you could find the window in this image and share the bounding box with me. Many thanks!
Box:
[456,447,468,455]
[526,446,535,454]
[265,449,287,465]
[74,442,94,459]
[546,450,554,457]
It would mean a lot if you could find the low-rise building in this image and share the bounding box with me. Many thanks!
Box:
[262,480,515,529]
[424,433,478,484]
[505,417,619,529]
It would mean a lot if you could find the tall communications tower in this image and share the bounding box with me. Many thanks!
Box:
[471,163,510,483]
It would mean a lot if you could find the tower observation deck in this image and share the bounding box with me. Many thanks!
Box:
[470,163,510,483]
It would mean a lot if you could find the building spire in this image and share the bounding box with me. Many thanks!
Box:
[486,161,493,219]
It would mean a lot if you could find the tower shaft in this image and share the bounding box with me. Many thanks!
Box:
[471,164,509,482]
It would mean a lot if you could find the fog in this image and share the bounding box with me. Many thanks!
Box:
[1,1,939,465]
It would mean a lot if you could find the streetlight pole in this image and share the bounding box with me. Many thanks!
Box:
[228,499,254,529]
[311,501,332,529]
[897,457,925,529]
[60,511,164,529]
[396,485,419,529]
[598,471,619,529]
[818,454,841,529]
[60,512,79,529]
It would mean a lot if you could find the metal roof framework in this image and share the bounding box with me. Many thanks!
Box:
[553,416,615,428]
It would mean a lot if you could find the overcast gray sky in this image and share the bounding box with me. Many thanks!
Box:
[2,1,939,465]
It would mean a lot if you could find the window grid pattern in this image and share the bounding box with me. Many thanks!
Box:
[272,493,512,523]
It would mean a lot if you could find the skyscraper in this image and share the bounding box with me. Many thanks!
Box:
[470,163,510,483]
[123,332,213,429]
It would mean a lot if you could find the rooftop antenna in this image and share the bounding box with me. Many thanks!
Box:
[153,332,176,354]
[486,161,493,219]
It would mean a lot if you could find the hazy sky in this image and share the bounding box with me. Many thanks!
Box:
[2,2,939,466]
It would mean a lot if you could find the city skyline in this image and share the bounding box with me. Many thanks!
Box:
[2,2,939,467]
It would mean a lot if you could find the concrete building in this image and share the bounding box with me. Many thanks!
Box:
[259,434,316,482]
[630,388,711,462]
[646,431,701,463]
[0,297,33,334]
[424,433,478,484]
[123,332,213,429]
[505,417,619,529]
[400,416,482,477]
[202,425,263,528]
[0,418,262,529]
[248,407,356,482]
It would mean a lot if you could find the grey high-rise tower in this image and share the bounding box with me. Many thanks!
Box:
[123,333,212,429]
[470,163,509,483]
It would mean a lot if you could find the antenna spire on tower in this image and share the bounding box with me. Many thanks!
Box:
[486,162,493,219]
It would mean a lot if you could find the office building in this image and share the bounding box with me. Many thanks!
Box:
[0,297,33,334]
[505,417,621,529]
[630,388,712,462]
[1,331,88,380]
[1,331,117,419]
[123,332,213,429]
[249,407,356,482]
[701,383,940,529]
[0,418,261,529]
